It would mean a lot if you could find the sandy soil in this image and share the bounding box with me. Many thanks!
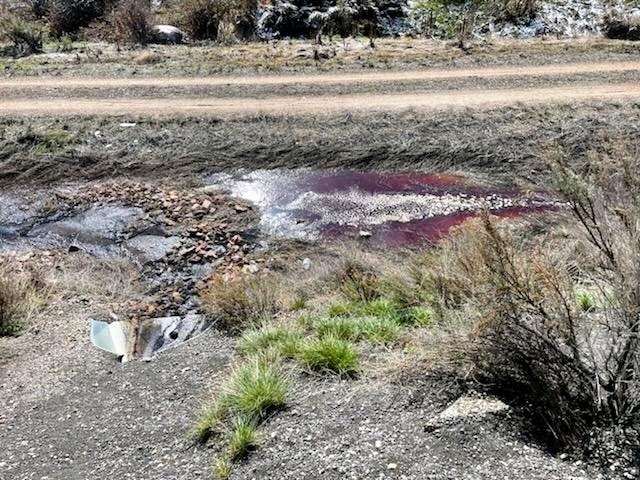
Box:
[2,83,640,117]
[2,61,640,117]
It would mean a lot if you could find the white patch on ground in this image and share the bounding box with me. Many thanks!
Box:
[437,395,510,421]
[289,189,518,226]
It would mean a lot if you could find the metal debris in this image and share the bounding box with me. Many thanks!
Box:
[90,320,131,357]
[90,314,211,362]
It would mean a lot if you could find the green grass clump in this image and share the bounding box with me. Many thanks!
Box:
[360,298,399,318]
[193,402,225,443]
[238,325,303,358]
[194,358,287,446]
[227,417,259,459]
[327,302,356,317]
[327,298,401,320]
[213,457,232,480]
[290,297,308,311]
[326,298,433,329]
[314,316,360,340]
[223,358,287,420]
[298,336,359,375]
[313,316,400,344]
[401,306,433,326]
[357,317,402,344]
[577,290,595,312]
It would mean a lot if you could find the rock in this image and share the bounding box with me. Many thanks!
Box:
[123,235,181,263]
[244,263,260,274]
[151,25,187,44]
[301,257,312,270]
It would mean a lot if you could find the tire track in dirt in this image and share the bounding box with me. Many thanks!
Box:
[2,83,640,117]
[1,61,640,89]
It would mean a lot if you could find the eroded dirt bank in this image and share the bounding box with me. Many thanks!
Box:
[1,102,639,188]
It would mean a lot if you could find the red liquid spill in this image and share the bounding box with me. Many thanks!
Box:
[228,170,557,248]
[321,206,555,248]
[303,171,466,194]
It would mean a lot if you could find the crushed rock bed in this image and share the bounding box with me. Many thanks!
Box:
[230,377,605,480]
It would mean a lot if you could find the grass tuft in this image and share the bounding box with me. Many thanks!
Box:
[403,306,433,326]
[223,358,287,420]
[314,316,401,344]
[334,258,381,303]
[298,335,359,375]
[238,324,303,358]
[193,402,225,444]
[213,457,232,480]
[290,297,308,311]
[0,269,45,337]
[227,417,259,460]
[201,275,280,333]
[576,290,595,312]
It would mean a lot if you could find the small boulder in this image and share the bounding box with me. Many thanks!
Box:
[151,25,187,44]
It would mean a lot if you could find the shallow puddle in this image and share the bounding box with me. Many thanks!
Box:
[211,170,558,246]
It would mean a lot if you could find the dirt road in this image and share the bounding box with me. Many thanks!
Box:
[2,83,640,117]
[1,61,640,89]
[2,61,640,116]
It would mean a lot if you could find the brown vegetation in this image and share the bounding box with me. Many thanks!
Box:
[109,0,153,44]
[0,265,46,336]
[415,151,640,451]
[201,274,281,333]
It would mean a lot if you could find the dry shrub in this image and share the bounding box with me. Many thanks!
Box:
[134,51,162,64]
[0,15,47,57]
[426,149,640,451]
[604,13,640,41]
[176,0,224,40]
[492,0,538,23]
[109,0,153,44]
[47,0,110,37]
[333,256,382,303]
[175,0,256,41]
[201,275,281,333]
[0,266,46,336]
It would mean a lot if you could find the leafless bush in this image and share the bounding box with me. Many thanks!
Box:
[427,151,640,450]
[47,0,110,37]
[175,0,256,41]
[109,0,153,44]
[492,0,538,23]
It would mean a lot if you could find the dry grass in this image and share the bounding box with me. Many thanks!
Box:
[2,37,639,77]
[3,101,638,190]
[46,254,142,302]
[200,274,281,333]
[0,264,48,336]
[134,51,162,65]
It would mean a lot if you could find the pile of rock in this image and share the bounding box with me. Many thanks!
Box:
[45,181,261,316]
